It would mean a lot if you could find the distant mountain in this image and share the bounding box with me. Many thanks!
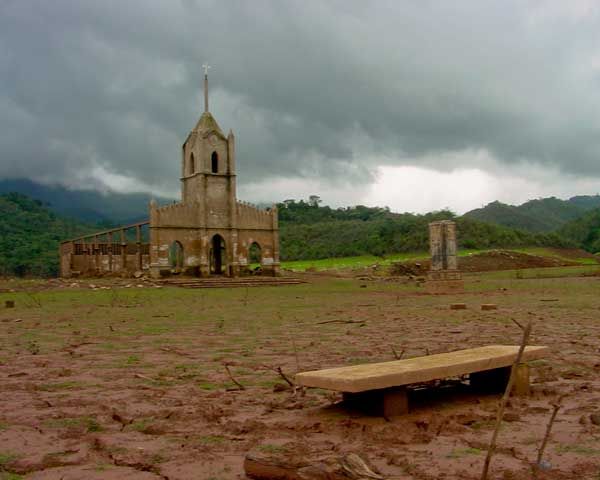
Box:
[463,195,600,232]
[0,179,174,224]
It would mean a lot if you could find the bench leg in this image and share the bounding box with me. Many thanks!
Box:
[343,386,409,417]
[470,364,531,396]
[470,366,510,393]
[512,363,530,396]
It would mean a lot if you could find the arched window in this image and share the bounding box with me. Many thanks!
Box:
[211,151,218,173]
[189,153,195,174]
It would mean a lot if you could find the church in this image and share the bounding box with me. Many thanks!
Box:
[59,68,280,278]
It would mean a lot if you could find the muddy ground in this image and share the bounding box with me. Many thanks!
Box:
[0,268,599,479]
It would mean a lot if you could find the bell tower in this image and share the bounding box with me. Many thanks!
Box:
[180,65,237,225]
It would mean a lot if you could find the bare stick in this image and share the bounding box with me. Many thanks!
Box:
[532,395,565,478]
[261,364,295,387]
[292,337,300,372]
[481,320,532,480]
[511,318,524,330]
[224,364,245,390]
[390,346,405,360]
[275,366,295,387]
[316,319,365,325]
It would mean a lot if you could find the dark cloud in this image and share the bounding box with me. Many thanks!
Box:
[1,0,600,196]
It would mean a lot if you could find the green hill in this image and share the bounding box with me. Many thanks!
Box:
[464,196,600,232]
[278,199,570,261]
[558,207,600,253]
[0,193,96,277]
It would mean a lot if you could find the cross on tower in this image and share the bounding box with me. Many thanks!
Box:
[202,63,211,112]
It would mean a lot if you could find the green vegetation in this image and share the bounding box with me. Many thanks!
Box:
[463,196,600,232]
[278,198,570,261]
[44,416,102,432]
[559,208,600,253]
[0,193,95,277]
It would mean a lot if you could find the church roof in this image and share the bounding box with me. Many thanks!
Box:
[192,111,225,137]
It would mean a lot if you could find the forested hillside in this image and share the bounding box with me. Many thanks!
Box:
[558,208,600,253]
[0,193,95,276]
[464,196,600,232]
[278,199,570,261]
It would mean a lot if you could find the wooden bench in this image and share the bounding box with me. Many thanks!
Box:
[295,345,548,417]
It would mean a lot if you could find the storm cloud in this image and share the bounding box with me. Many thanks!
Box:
[1,0,600,208]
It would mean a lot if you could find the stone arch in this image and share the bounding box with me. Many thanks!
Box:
[210,234,226,275]
[189,153,195,174]
[248,242,262,266]
[211,151,219,173]
[168,241,184,272]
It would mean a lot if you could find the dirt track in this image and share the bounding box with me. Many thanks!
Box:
[0,270,599,479]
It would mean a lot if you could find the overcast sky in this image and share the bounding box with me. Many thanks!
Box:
[2,0,600,213]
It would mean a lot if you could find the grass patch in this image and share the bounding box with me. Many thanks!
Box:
[197,435,226,445]
[258,444,287,454]
[197,381,220,391]
[446,447,482,458]
[44,416,101,432]
[556,444,600,456]
[36,381,85,391]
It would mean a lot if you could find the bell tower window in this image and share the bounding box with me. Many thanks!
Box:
[190,153,195,174]
[211,151,219,173]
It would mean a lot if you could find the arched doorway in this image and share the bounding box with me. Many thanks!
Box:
[210,234,226,275]
[248,242,262,271]
[168,241,184,272]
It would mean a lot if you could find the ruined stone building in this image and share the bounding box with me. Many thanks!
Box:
[60,70,280,278]
[426,220,463,293]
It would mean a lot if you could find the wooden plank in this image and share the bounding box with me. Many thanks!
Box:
[295,345,548,393]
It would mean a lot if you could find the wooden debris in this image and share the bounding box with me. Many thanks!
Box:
[316,319,366,325]
[450,303,467,310]
[481,304,498,311]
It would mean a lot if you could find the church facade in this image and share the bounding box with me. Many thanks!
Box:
[59,71,280,278]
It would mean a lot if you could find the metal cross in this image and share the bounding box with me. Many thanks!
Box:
[202,63,211,76]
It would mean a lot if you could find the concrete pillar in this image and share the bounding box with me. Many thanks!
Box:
[429,220,458,271]
[120,229,127,273]
[426,220,462,293]
[108,232,113,272]
[136,225,142,271]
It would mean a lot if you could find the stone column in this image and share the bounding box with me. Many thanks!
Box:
[108,232,113,273]
[136,225,142,271]
[120,229,127,273]
[426,220,462,293]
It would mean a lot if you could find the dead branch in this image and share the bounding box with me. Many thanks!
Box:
[292,337,300,372]
[481,320,532,480]
[390,346,405,360]
[316,319,366,325]
[274,366,295,387]
[511,318,524,330]
[160,346,190,357]
[134,373,154,381]
[224,363,245,391]
[532,395,565,478]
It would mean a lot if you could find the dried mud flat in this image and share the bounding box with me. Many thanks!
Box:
[0,270,599,479]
